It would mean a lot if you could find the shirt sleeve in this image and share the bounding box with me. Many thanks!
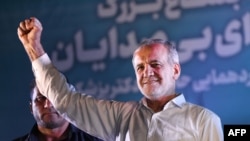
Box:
[31,53,122,140]
[200,110,224,141]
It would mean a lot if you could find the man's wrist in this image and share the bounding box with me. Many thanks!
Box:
[25,43,45,61]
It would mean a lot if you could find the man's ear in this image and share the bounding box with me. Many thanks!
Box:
[29,101,33,114]
[173,63,181,80]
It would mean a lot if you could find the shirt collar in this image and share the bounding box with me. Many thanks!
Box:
[28,123,75,140]
[140,93,186,111]
[167,93,186,108]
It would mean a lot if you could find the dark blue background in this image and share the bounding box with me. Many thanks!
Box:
[1,0,250,140]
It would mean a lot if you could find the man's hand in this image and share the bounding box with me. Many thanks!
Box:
[17,17,45,61]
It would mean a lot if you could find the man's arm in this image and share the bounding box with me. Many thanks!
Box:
[17,17,45,61]
[17,17,120,140]
[200,111,224,141]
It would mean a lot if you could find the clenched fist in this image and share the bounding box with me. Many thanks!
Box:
[17,17,45,61]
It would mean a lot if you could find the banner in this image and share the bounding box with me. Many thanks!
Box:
[0,0,249,140]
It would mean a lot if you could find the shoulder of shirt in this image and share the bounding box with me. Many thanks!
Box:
[184,102,220,118]
[11,134,29,141]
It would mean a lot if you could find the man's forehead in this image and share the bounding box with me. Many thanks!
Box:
[32,87,43,97]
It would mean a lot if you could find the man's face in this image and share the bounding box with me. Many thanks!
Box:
[30,87,67,129]
[132,43,180,99]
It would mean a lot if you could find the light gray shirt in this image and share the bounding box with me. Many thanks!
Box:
[32,53,224,141]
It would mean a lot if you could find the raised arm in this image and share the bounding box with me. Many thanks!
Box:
[17,17,45,61]
[17,17,123,140]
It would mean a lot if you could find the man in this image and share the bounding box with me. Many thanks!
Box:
[17,17,224,141]
[13,79,103,141]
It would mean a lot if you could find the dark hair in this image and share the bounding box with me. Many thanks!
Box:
[29,76,71,100]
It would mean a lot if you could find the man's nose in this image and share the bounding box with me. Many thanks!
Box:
[44,99,53,108]
[144,65,154,76]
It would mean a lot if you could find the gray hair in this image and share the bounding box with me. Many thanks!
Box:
[133,38,179,64]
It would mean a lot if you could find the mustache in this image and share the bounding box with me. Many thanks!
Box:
[43,108,58,114]
[142,76,159,83]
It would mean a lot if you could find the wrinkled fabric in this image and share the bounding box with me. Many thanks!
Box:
[31,53,223,141]
[12,123,103,141]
